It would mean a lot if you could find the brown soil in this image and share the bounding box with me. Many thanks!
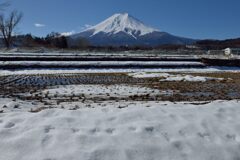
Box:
[0,72,240,102]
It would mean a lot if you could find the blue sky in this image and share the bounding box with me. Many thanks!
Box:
[6,0,240,39]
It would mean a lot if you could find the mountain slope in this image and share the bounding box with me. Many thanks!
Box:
[69,13,195,46]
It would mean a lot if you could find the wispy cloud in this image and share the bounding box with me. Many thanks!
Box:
[60,30,75,36]
[34,23,46,28]
[84,24,92,29]
[81,24,93,30]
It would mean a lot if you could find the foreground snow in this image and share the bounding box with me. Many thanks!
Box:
[0,100,240,160]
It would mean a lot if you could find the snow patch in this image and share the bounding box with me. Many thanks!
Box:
[161,75,224,82]
[129,72,225,82]
[40,84,161,97]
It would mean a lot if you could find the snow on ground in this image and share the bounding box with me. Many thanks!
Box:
[0,84,172,113]
[1,67,240,76]
[0,100,240,160]
[40,84,163,97]
[0,98,34,113]
[160,74,224,82]
[128,72,170,78]
[128,72,225,82]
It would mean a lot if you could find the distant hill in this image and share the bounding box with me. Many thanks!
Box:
[196,38,240,50]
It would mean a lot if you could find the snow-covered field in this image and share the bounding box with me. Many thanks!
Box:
[0,98,240,160]
[1,66,240,76]
[0,52,240,159]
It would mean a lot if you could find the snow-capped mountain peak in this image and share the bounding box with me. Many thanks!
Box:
[86,13,159,38]
[69,13,195,46]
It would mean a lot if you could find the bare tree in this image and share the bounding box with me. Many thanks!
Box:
[0,10,23,48]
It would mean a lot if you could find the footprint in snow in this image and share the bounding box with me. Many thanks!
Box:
[71,128,80,133]
[89,128,101,134]
[128,126,137,132]
[4,122,15,128]
[197,132,211,139]
[107,117,116,122]
[178,130,186,137]
[105,128,115,134]
[44,125,55,133]
[226,134,237,141]
[169,114,177,120]
[41,135,52,147]
[172,140,184,151]
[161,132,170,142]
[144,126,154,133]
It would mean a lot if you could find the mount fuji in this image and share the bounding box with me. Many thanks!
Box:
[69,13,195,46]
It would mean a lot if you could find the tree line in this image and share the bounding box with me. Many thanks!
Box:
[12,32,90,49]
[195,38,240,50]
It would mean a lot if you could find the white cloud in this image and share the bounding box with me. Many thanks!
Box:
[60,30,75,36]
[84,24,92,29]
[81,24,93,30]
[34,23,46,28]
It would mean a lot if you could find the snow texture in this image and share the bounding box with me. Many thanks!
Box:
[0,99,240,160]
